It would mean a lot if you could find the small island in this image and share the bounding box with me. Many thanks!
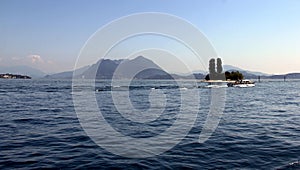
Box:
[204,58,244,81]
[0,73,31,79]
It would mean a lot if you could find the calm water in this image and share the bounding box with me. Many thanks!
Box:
[0,79,299,169]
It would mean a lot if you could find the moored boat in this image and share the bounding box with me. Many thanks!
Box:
[227,79,255,88]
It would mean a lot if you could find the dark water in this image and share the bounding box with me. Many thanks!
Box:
[0,79,299,169]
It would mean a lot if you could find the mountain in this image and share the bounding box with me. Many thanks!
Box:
[0,65,45,78]
[45,57,298,80]
[134,68,172,79]
[46,56,173,80]
[80,56,171,79]
[81,59,121,79]
[264,73,300,79]
[222,65,272,79]
[44,65,90,79]
[286,73,300,79]
[223,65,270,76]
[223,65,300,79]
[193,65,270,79]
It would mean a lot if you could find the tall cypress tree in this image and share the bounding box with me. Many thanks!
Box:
[209,58,216,74]
[217,58,223,74]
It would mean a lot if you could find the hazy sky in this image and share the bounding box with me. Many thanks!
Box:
[1,0,300,74]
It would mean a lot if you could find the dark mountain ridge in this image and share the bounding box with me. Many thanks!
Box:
[77,56,190,80]
[44,57,300,80]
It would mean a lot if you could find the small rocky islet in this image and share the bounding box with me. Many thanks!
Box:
[0,73,31,79]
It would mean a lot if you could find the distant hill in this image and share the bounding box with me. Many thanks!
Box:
[81,56,172,79]
[193,65,270,79]
[286,73,300,79]
[222,65,273,79]
[81,59,122,79]
[263,73,300,79]
[44,65,89,79]
[0,65,45,78]
[45,58,299,80]
[223,65,270,76]
[47,56,205,80]
[221,65,300,79]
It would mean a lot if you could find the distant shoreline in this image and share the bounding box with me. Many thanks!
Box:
[0,73,31,79]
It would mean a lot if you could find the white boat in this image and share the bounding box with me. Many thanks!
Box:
[227,79,255,88]
[204,81,228,88]
[205,84,228,88]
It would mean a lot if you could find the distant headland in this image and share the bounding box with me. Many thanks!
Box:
[0,73,31,79]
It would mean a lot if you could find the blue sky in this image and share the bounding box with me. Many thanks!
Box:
[0,0,300,74]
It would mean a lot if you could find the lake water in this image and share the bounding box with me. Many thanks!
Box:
[0,79,299,169]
